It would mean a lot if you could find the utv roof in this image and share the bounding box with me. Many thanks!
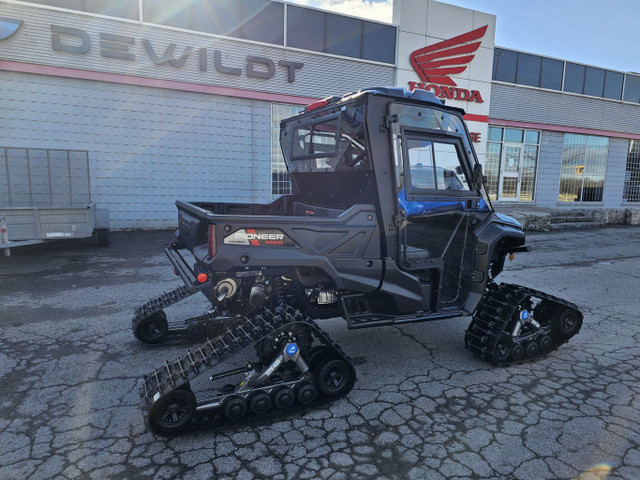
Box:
[302,86,466,117]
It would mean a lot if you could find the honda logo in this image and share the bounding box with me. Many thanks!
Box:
[410,25,487,86]
[408,25,488,104]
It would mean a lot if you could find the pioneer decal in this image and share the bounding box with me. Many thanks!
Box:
[224,229,296,247]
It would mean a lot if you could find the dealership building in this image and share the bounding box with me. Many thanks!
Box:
[1,0,639,229]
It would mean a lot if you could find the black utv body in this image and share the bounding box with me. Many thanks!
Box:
[134,88,582,433]
[175,87,524,324]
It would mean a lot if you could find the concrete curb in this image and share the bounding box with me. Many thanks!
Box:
[497,208,640,231]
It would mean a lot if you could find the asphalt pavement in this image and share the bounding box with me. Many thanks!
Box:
[0,226,639,480]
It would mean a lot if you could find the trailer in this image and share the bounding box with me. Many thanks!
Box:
[0,147,109,256]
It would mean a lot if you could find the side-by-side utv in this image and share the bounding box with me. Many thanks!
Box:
[133,87,583,433]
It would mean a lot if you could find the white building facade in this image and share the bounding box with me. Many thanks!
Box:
[1,0,638,228]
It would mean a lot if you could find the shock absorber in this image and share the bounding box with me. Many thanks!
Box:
[271,276,294,303]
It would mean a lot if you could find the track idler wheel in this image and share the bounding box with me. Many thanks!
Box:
[494,335,512,363]
[224,396,248,420]
[316,358,352,396]
[273,387,295,409]
[296,383,318,405]
[511,344,525,361]
[136,311,168,344]
[525,341,539,358]
[149,388,196,433]
[539,334,552,351]
[534,300,555,322]
[249,391,272,415]
[554,307,582,337]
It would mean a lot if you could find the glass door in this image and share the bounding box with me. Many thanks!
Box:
[498,144,523,200]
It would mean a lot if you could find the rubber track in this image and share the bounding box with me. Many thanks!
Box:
[140,304,355,427]
[132,285,193,335]
[465,282,583,365]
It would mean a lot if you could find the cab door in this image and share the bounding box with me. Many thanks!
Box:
[395,130,484,311]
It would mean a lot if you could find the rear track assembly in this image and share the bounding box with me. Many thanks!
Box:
[140,304,356,433]
[132,284,232,343]
[465,282,583,365]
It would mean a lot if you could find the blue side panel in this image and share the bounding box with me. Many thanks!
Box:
[398,189,489,217]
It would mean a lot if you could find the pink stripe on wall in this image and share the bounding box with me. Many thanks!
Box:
[490,118,640,141]
[463,114,489,123]
[0,59,318,105]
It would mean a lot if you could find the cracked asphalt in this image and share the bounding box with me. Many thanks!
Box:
[1,226,639,479]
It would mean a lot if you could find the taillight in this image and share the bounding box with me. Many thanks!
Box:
[208,224,216,258]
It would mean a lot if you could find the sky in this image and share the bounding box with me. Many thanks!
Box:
[288,0,640,73]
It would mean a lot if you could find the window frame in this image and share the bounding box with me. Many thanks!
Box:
[400,128,478,202]
[484,126,541,203]
[558,133,610,204]
[622,140,640,204]
[271,103,301,196]
[289,112,342,162]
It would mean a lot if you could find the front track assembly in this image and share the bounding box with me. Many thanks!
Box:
[140,304,356,434]
[465,282,583,365]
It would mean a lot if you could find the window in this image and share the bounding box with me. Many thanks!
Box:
[138,1,396,62]
[143,0,191,28]
[271,104,301,196]
[492,48,629,100]
[488,127,503,142]
[240,0,284,45]
[603,71,624,100]
[406,138,469,192]
[504,128,523,143]
[493,49,563,90]
[563,63,585,94]
[287,5,325,52]
[493,48,517,83]
[285,105,367,173]
[583,67,605,97]
[291,117,340,164]
[150,0,284,44]
[484,142,501,201]
[623,140,640,203]
[516,53,541,87]
[24,0,139,20]
[485,127,540,202]
[326,14,361,58]
[623,74,640,104]
[286,6,396,63]
[362,22,396,64]
[559,134,609,202]
[540,57,563,90]
[192,0,242,36]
